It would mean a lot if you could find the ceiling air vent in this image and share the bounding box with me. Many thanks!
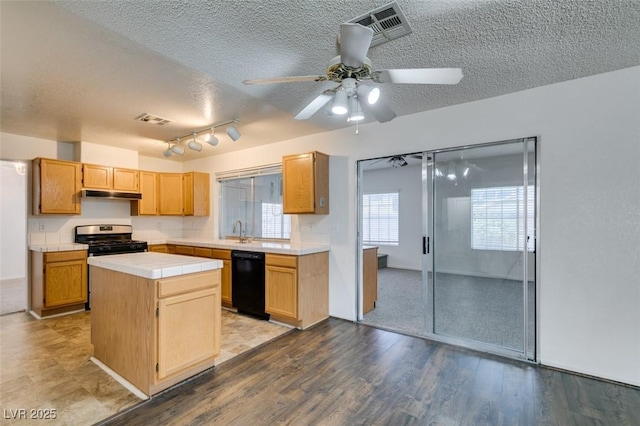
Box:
[135,113,171,125]
[347,1,412,48]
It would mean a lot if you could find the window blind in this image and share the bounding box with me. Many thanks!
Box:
[362,192,399,246]
[471,185,534,251]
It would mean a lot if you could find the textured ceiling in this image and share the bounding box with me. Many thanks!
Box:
[1,0,639,160]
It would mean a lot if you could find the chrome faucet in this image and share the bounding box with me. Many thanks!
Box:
[232,220,247,243]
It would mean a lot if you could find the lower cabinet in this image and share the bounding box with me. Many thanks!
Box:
[148,244,169,253]
[211,249,232,308]
[91,267,221,397]
[265,252,329,329]
[156,274,220,381]
[30,250,87,317]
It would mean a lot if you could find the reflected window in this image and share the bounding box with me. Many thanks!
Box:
[363,192,399,246]
[471,185,534,251]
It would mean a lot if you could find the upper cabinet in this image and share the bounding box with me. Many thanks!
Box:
[113,168,140,192]
[33,158,82,215]
[282,151,329,214]
[184,172,210,216]
[158,173,184,215]
[83,164,139,192]
[158,172,210,216]
[131,171,158,216]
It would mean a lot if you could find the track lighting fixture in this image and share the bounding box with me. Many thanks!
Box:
[162,141,173,158]
[163,119,240,157]
[204,128,219,146]
[226,124,241,141]
[170,138,185,156]
[187,133,203,152]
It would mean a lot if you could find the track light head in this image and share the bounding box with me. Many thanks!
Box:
[226,125,241,141]
[187,133,202,152]
[163,142,173,157]
[170,139,185,156]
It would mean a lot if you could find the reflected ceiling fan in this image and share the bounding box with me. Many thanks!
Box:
[243,23,463,123]
[369,153,423,168]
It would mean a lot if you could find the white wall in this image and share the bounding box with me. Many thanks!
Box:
[184,66,640,386]
[362,164,422,270]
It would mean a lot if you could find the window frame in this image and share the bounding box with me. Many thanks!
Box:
[362,191,400,246]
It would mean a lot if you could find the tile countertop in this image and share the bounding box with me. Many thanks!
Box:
[29,243,89,252]
[158,238,330,256]
[88,252,223,279]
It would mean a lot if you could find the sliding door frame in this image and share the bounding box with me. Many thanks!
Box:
[423,137,539,362]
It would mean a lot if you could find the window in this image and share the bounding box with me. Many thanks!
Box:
[362,192,399,246]
[471,185,534,251]
[219,170,291,240]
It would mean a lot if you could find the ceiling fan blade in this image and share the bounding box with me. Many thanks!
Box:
[339,23,374,68]
[294,92,333,120]
[243,75,328,85]
[360,98,396,123]
[372,68,464,84]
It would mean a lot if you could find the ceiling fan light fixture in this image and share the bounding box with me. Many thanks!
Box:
[331,89,348,115]
[348,97,364,122]
[357,85,380,105]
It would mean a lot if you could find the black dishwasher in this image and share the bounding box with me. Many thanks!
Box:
[231,250,269,320]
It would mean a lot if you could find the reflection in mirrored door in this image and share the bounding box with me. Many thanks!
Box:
[428,138,536,359]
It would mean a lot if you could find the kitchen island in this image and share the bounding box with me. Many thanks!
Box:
[88,252,223,397]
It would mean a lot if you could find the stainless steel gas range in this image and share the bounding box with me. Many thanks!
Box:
[74,224,148,309]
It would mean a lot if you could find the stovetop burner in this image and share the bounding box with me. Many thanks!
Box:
[75,224,148,255]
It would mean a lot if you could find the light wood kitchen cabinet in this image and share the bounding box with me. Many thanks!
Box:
[282,151,329,214]
[91,267,220,396]
[211,249,232,308]
[158,173,184,215]
[30,250,87,317]
[183,172,210,216]
[32,158,82,215]
[158,172,210,216]
[173,246,233,308]
[175,245,195,256]
[148,244,169,253]
[363,246,378,314]
[113,167,139,192]
[82,164,112,189]
[265,252,329,329]
[157,277,219,380]
[83,164,139,192]
[131,171,158,215]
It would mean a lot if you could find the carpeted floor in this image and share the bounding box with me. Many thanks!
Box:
[362,268,535,352]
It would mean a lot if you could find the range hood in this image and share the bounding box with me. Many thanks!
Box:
[81,190,142,200]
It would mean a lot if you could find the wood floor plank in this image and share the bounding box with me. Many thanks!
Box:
[100,319,640,426]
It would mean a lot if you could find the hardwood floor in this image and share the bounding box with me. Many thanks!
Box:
[101,318,640,425]
[0,310,290,425]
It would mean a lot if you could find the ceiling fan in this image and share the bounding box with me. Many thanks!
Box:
[243,23,463,123]
[369,153,423,168]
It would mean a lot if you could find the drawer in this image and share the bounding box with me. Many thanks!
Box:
[265,253,297,268]
[157,270,220,298]
[175,245,195,256]
[211,249,231,261]
[148,244,169,253]
[44,250,87,263]
[193,247,213,258]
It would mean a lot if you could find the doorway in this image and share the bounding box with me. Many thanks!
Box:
[358,138,537,360]
[0,160,28,314]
